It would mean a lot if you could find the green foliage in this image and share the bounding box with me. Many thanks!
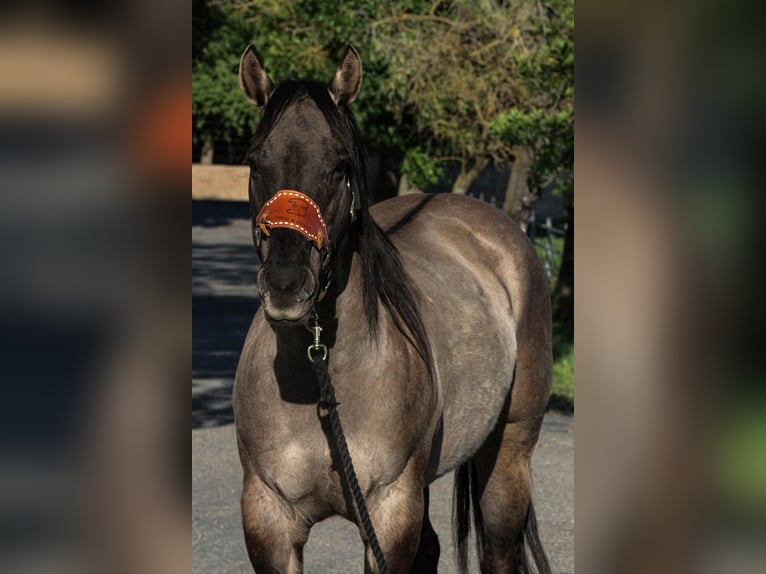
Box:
[489,0,574,198]
[491,107,573,197]
[714,395,766,513]
[192,0,260,149]
[370,0,574,194]
[371,1,531,172]
[550,319,574,410]
[401,148,444,189]
[193,0,574,200]
[552,344,574,407]
[195,0,408,156]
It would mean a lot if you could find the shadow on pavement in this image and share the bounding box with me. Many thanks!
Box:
[193,294,259,429]
[192,200,251,228]
[193,200,259,429]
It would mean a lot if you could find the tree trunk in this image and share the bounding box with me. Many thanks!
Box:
[397,172,422,196]
[451,159,488,195]
[552,205,574,325]
[504,145,536,231]
[200,137,214,165]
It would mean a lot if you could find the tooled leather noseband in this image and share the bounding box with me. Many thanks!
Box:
[255,190,329,251]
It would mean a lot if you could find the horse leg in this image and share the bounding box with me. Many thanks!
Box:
[360,464,427,573]
[472,417,550,574]
[408,487,440,574]
[240,474,310,574]
[470,286,553,574]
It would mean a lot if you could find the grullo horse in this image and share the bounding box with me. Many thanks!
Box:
[233,44,552,573]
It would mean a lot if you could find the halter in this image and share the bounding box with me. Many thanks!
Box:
[253,185,358,300]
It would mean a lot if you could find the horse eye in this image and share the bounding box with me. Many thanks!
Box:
[334,160,350,175]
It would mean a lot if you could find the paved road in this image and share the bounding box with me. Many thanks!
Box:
[192,200,573,573]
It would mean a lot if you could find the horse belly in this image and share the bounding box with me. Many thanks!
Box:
[415,271,518,481]
[433,328,517,479]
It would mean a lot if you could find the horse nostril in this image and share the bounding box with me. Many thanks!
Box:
[255,267,270,300]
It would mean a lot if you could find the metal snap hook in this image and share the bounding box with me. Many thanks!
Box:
[306,311,328,363]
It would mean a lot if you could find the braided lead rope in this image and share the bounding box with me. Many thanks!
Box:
[308,341,388,574]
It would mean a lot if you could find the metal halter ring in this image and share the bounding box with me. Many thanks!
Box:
[307,343,328,363]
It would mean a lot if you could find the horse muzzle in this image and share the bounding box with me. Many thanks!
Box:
[256,265,317,325]
[254,189,330,325]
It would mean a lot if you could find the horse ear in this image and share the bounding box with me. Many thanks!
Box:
[239,44,274,108]
[328,44,363,106]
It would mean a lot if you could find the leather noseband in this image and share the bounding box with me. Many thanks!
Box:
[254,190,328,251]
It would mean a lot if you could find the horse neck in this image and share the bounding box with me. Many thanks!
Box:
[316,221,362,328]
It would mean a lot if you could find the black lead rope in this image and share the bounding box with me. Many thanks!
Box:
[307,317,389,574]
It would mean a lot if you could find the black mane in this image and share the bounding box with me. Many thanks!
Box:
[249,80,433,376]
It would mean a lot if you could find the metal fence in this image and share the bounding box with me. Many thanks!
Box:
[527,210,567,283]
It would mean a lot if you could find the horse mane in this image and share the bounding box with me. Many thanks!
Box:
[250,80,433,377]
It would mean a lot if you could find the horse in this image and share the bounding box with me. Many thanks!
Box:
[233,44,553,574]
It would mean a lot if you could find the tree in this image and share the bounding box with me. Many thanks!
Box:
[551,197,573,324]
[370,0,573,211]
[487,0,574,322]
[490,0,573,227]
[208,0,426,199]
[194,0,573,221]
[192,0,260,163]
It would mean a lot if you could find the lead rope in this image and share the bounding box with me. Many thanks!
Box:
[307,313,389,574]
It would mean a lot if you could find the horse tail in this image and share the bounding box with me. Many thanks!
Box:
[521,497,553,574]
[453,461,552,574]
[452,460,484,574]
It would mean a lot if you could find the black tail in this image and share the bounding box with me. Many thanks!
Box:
[452,461,484,573]
[452,461,552,574]
[523,499,552,574]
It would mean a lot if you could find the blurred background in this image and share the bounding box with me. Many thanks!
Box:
[576,0,766,572]
[0,1,189,573]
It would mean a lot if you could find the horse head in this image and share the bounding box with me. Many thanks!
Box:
[239,44,363,325]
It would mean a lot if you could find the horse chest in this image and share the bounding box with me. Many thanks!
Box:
[257,439,330,504]
[253,417,401,511]
[237,336,427,510]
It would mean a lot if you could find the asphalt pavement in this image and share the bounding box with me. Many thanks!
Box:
[192,200,573,573]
